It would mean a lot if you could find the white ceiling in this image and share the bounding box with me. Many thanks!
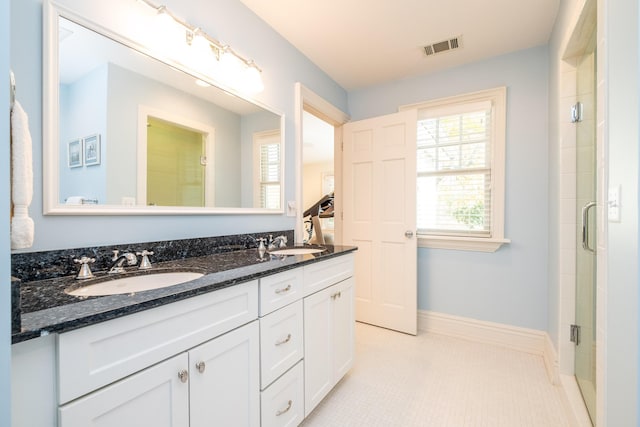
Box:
[239,0,560,90]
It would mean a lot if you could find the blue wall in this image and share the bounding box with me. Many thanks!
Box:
[10,0,348,252]
[59,64,107,204]
[348,46,549,330]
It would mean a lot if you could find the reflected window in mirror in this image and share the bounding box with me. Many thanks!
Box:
[253,130,282,209]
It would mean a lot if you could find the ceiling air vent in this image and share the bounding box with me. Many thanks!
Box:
[423,36,462,57]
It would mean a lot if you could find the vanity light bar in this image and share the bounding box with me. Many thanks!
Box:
[136,0,262,74]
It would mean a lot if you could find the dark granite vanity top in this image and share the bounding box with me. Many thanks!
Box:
[12,244,356,344]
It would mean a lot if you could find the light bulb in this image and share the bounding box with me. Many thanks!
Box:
[214,50,242,89]
[186,32,216,72]
[151,8,184,59]
[242,65,264,94]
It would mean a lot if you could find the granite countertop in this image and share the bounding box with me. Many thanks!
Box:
[13,245,356,344]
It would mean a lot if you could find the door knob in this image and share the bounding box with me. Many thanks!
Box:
[405,230,414,238]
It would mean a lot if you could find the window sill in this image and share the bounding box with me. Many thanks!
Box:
[417,235,510,252]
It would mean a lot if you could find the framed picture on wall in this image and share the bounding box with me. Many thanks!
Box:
[68,139,82,168]
[83,134,101,166]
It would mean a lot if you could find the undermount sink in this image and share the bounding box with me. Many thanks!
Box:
[66,271,204,297]
[268,247,326,256]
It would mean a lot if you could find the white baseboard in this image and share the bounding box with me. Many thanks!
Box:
[417,310,546,355]
[417,310,591,426]
[544,332,561,385]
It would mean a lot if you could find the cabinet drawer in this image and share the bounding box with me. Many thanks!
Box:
[260,361,304,427]
[259,300,303,388]
[58,280,258,404]
[303,253,354,296]
[259,268,303,316]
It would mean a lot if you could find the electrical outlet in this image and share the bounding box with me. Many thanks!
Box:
[608,186,621,222]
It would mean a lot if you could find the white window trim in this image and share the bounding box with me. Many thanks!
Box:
[252,129,282,209]
[400,87,510,252]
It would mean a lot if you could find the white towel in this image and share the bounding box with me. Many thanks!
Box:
[10,100,34,249]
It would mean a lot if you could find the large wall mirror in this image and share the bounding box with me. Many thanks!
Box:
[43,2,284,215]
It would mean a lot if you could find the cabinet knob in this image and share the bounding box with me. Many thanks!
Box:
[178,369,189,383]
[275,284,292,294]
[276,400,292,416]
[195,361,206,373]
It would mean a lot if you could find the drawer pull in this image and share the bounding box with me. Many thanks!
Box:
[276,400,292,416]
[331,291,342,300]
[275,284,292,294]
[178,369,189,383]
[195,361,206,373]
[275,334,292,346]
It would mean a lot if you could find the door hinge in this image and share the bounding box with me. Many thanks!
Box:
[570,324,581,345]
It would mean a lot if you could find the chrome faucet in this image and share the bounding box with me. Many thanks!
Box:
[268,235,288,250]
[109,250,138,274]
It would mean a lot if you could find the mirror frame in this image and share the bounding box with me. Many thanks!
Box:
[43,0,285,215]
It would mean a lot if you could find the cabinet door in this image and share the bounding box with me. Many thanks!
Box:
[303,284,334,416]
[59,353,189,427]
[304,278,356,417]
[189,321,260,427]
[332,277,355,380]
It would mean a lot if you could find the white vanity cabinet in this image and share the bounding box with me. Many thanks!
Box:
[12,251,356,427]
[57,280,260,427]
[59,321,259,427]
[258,253,355,424]
[303,276,355,416]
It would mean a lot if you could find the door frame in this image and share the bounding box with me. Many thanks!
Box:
[556,0,601,424]
[294,84,350,243]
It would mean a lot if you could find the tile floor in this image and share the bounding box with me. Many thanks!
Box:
[302,322,571,426]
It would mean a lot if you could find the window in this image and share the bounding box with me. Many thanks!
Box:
[403,87,509,252]
[253,130,282,209]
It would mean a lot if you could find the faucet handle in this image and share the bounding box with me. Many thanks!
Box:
[257,238,266,251]
[136,250,154,270]
[111,249,119,261]
[73,256,96,280]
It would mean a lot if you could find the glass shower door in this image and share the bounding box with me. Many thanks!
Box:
[574,30,597,425]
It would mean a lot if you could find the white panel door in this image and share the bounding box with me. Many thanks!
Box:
[343,110,417,335]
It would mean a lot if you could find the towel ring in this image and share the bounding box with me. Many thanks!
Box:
[10,69,16,111]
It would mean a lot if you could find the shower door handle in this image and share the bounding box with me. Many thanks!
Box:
[581,201,597,254]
